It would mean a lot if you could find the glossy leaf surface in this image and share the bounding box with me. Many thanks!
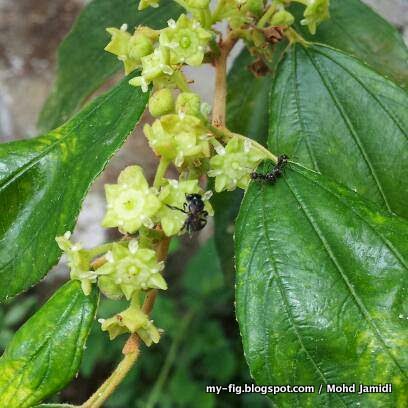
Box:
[235,163,408,407]
[269,44,408,218]
[227,48,273,145]
[291,0,408,88]
[0,281,98,408]
[38,0,181,131]
[0,73,148,302]
[216,0,408,274]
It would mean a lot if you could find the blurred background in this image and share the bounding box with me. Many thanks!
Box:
[0,0,407,406]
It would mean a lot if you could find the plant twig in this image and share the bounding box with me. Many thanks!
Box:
[211,32,238,128]
[80,238,170,408]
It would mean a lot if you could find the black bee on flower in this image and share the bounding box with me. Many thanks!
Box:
[166,193,208,234]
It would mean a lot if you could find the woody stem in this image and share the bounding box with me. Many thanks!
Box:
[211,32,238,127]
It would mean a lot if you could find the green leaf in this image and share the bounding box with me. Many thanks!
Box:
[291,0,408,88]
[227,48,273,146]
[0,281,98,408]
[0,73,148,302]
[235,163,408,407]
[269,44,408,218]
[38,0,181,132]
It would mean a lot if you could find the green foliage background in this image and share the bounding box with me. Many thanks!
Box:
[0,240,271,407]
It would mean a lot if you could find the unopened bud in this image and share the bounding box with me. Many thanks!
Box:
[176,92,201,117]
[149,89,175,117]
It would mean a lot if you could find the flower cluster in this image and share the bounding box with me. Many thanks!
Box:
[57,234,166,345]
[103,165,213,237]
[105,13,213,92]
[57,0,330,347]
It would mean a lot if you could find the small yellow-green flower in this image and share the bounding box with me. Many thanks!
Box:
[105,27,154,74]
[97,241,166,300]
[301,0,330,34]
[245,0,265,15]
[138,0,160,10]
[175,92,202,117]
[56,232,97,295]
[159,15,212,66]
[156,179,213,236]
[143,114,210,167]
[208,137,267,192]
[102,166,161,234]
[213,0,248,28]
[100,295,161,345]
[129,49,173,92]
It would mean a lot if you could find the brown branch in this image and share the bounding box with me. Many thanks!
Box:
[211,32,238,127]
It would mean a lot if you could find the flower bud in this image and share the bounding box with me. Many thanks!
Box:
[245,0,264,15]
[270,10,295,26]
[175,92,201,117]
[143,114,210,166]
[105,27,156,74]
[149,89,175,117]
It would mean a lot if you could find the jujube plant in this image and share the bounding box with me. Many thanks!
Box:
[0,0,407,407]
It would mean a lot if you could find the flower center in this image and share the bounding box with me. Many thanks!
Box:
[179,34,191,49]
[117,190,144,218]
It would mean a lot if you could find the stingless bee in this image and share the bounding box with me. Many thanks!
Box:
[166,193,208,234]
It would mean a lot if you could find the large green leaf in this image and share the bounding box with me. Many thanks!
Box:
[269,43,408,218]
[291,0,408,88]
[235,163,408,407]
[0,281,98,408]
[216,0,408,274]
[0,73,148,302]
[38,0,181,132]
